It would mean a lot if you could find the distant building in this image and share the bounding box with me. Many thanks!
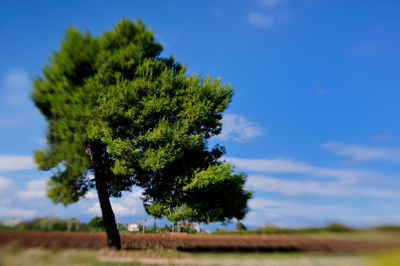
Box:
[127,223,139,232]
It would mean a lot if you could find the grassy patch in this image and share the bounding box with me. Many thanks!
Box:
[369,250,400,266]
[0,246,97,266]
[1,245,399,266]
[306,230,400,244]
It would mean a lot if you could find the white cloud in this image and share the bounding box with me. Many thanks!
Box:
[123,190,143,204]
[258,0,285,7]
[87,202,136,217]
[2,70,31,106]
[17,179,47,200]
[247,175,399,198]
[84,191,97,200]
[0,207,37,220]
[0,176,15,196]
[248,198,285,209]
[121,189,145,216]
[244,197,356,227]
[87,202,107,216]
[218,113,264,142]
[226,157,379,182]
[248,13,275,28]
[112,203,134,217]
[5,70,30,87]
[86,189,145,219]
[0,155,36,172]
[323,142,400,163]
[362,215,400,228]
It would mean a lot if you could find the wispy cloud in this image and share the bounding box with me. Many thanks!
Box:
[5,70,30,87]
[244,197,357,227]
[86,189,144,218]
[2,70,31,106]
[0,207,37,220]
[87,202,135,217]
[248,13,275,28]
[323,142,400,163]
[225,157,380,182]
[249,0,290,29]
[0,177,15,196]
[119,189,145,217]
[17,179,47,200]
[0,155,36,172]
[249,198,348,217]
[84,191,98,200]
[247,175,399,198]
[218,113,264,143]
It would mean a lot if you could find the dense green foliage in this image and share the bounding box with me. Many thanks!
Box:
[298,223,354,233]
[33,19,251,224]
[88,216,103,231]
[235,221,247,231]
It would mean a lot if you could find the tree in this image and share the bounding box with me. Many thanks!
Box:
[88,216,103,231]
[32,19,252,250]
[235,221,247,231]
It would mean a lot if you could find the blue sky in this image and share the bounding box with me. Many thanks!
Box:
[1,0,400,230]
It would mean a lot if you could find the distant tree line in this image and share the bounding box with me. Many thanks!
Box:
[0,216,202,234]
[2,218,399,234]
[1,217,84,232]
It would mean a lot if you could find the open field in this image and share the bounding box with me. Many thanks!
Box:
[2,231,400,265]
[2,245,400,266]
[1,231,400,253]
[0,245,384,266]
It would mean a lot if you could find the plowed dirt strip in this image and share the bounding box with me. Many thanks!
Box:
[1,231,399,252]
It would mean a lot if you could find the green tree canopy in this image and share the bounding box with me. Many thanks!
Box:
[33,19,252,249]
[235,221,247,231]
[88,216,103,229]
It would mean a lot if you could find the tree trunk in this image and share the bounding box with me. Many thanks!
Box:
[89,141,121,250]
[95,176,121,250]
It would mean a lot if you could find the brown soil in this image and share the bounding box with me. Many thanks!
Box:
[1,231,399,253]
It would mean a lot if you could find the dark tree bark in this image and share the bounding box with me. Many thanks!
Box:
[89,141,121,250]
[95,175,121,250]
